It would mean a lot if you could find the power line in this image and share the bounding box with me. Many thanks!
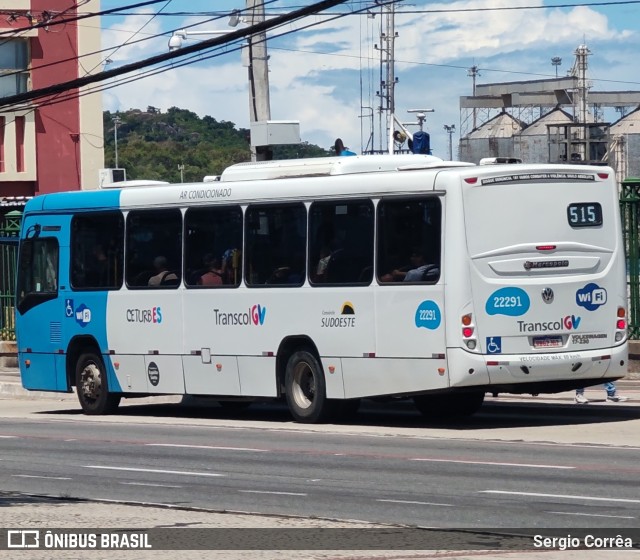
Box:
[0,0,169,38]
[6,1,396,115]
[0,0,355,111]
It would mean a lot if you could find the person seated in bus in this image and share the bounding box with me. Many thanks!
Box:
[380,248,437,283]
[148,256,178,286]
[313,246,332,282]
[198,254,224,286]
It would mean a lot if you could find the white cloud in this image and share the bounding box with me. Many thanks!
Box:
[102,1,637,158]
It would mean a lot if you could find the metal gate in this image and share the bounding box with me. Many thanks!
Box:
[0,210,22,341]
[620,178,640,339]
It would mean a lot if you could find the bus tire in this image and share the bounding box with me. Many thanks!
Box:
[75,352,121,415]
[414,391,484,419]
[285,350,333,423]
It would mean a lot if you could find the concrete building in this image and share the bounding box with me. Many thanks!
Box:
[459,111,523,163]
[610,107,640,181]
[513,108,573,163]
[0,0,103,201]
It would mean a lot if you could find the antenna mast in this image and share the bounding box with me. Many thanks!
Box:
[375,1,398,153]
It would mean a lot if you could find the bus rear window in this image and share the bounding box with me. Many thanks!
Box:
[17,238,59,314]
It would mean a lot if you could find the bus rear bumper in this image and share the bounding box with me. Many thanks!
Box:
[448,342,628,392]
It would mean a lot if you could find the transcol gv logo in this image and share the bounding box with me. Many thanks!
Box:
[576,283,607,311]
[517,315,581,333]
[214,304,267,326]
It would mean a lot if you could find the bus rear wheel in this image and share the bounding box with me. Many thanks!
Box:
[75,352,121,415]
[414,391,484,419]
[285,350,333,423]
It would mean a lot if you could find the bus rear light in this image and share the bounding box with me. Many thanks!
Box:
[464,177,478,184]
[438,368,446,375]
[597,173,609,179]
[461,314,472,326]
[462,327,474,338]
[536,245,556,251]
[465,340,477,350]
[24,359,30,367]
[617,319,626,330]
[617,307,626,318]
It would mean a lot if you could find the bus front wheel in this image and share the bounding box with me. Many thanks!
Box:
[75,352,121,415]
[285,350,333,423]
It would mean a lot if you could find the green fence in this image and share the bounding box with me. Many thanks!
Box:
[620,178,640,339]
[0,210,21,341]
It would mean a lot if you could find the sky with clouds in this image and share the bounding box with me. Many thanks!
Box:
[99,1,640,159]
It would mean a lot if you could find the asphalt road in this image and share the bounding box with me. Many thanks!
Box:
[1,397,640,529]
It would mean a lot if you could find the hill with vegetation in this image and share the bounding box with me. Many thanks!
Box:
[103,107,332,183]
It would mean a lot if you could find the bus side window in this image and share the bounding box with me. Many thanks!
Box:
[377,197,441,284]
[70,212,124,290]
[183,206,243,288]
[245,203,306,287]
[126,209,182,289]
[308,199,374,286]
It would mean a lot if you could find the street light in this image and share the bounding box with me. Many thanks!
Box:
[168,10,247,51]
[551,56,562,78]
[443,124,456,161]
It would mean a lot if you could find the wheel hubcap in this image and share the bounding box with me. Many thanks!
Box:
[292,361,315,410]
[80,363,102,402]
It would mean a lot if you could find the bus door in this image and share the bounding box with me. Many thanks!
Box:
[16,214,70,391]
[373,196,448,394]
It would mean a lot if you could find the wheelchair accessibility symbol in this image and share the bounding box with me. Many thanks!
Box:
[65,299,74,318]
[486,337,502,354]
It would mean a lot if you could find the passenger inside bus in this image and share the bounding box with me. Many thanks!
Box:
[198,254,224,286]
[148,256,179,286]
[380,248,438,283]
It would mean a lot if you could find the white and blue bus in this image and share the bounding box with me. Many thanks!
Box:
[15,155,628,422]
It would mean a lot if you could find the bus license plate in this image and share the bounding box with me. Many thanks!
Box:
[533,336,563,349]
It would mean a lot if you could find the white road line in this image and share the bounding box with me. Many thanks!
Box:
[84,466,225,477]
[0,435,17,439]
[481,490,640,504]
[547,511,635,520]
[412,458,574,469]
[146,444,266,452]
[120,482,182,489]
[238,490,307,496]
[13,475,72,480]
[377,499,454,507]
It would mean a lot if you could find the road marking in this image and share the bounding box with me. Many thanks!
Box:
[120,482,182,489]
[84,466,224,477]
[547,511,635,520]
[13,475,72,480]
[146,444,266,452]
[239,490,307,496]
[481,490,640,504]
[377,499,454,507]
[0,436,17,439]
[412,458,573,469]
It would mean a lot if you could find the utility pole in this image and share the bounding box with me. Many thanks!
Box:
[551,56,562,77]
[112,115,121,168]
[178,163,185,182]
[247,0,271,161]
[443,124,455,160]
[467,65,480,130]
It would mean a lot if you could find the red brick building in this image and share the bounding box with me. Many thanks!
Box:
[0,0,103,199]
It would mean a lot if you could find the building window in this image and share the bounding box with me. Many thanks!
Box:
[0,40,29,98]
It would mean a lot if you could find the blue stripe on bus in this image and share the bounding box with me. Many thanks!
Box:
[37,189,122,211]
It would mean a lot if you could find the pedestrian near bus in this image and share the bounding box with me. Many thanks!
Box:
[575,381,628,404]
